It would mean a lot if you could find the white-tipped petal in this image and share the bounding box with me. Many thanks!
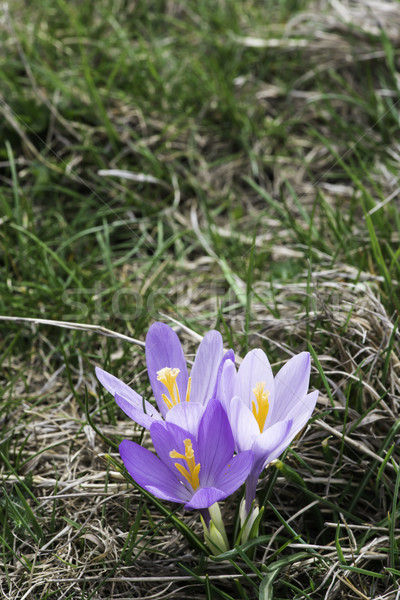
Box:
[252,419,293,471]
[237,349,275,412]
[230,396,260,453]
[272,352,311,423]
[285,390,318,437]
[218,359,237,413]
[190,330,224,406]
[165,402,205,436]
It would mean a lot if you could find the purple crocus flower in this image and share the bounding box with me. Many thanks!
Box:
[217,349,318,513]
[96,322,224,433]
[119,399,253,510]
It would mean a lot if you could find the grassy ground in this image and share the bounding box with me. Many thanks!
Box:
[1,0,400,598]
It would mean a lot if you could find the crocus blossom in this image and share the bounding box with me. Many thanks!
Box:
[96,322,224,433]
[119,399,253,510]
[217,349,318,513]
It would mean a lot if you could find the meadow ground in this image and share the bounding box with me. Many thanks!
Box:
[1,1,400,598]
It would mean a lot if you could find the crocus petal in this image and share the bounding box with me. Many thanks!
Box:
[150,420,197,479]
[256,391,317,474]
[237,349,275,412]
[229,396,260,452]
[96,366,142,404]
[96,367,159,429]
[216,450,253,497]
[272,352,311,423]
[285,390,318,435]
[197,399,235,487]
[165,402,205,436]
[190,330,223,406]
[217,358,237,414]
[267,391,318,460]
[252,419,293,471]
[211,348,235,402]
[244,419,293,513]
[184,487,226,510]
[119,439,188,502]
[145,322,189,418]
[115,392,162,429]
[185,451,253,509]
[145,485,188,504]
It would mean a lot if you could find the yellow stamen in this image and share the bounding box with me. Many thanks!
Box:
[161,393,173,410]
[157,367,192,409]
[170,438,200,490]
[185,377,192,402]
[252,381,270,432]
[157,367,181,407]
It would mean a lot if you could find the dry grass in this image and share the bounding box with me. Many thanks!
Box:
[1,0,400,598]
[2,270,399,599]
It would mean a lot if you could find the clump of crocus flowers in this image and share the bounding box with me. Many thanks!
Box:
[96,322,318,552]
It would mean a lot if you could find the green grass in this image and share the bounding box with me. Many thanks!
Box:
[1,0,400,598]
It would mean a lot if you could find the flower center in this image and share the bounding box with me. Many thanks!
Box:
[170,438,200,490]
[252,381,269,432]
[157,367,191,409]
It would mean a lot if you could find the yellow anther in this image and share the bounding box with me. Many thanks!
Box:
[252,381,270,433]
[157,367,181,407]
[157,367,192,409]
[170,438,200,490]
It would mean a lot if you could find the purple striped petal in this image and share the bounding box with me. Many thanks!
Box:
[271,352,310,423]
[285,390,318,435]
[264,391,317,460]
[185,451,253,509]
[216,450,253,497]
[145,323,189,417]
[184,487,226,509]
[145,484,188,504]
[190,330,223,406]
[119,440,188,503]
[244,419,293,512]
[96,367,160,429]
[217,358,237,413]
[211,348,235,404]
[252,419,293,471]
[197,400,235,486]
[150,420,196,479]
[96,366,142,404]
[237,349,275,412]
[115,392,162,429]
